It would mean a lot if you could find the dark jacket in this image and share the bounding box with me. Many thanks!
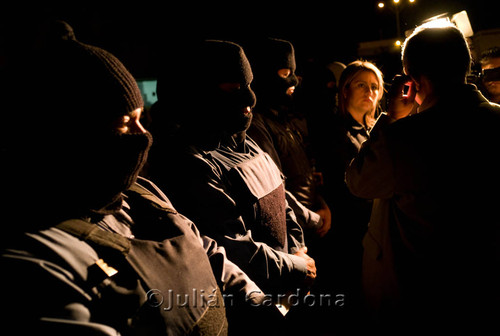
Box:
[346,85,500,333]
[323,112,373,224]
[148,135,309,295]
[247,107,322,212]
[1,177,262,335]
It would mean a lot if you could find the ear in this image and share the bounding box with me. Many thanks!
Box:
[410,75,421,92]
[403,66,420,91]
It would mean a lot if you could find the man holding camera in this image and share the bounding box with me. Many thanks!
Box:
[346,21,500,335]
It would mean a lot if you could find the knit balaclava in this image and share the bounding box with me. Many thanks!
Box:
[3,23,150,221]
[246,37,299,113]
[160,39,256,149]
[202,40,256,135]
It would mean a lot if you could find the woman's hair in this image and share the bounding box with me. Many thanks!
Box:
[337,60,385,117]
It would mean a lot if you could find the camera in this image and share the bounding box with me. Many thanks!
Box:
[483,67,500,82]
[468,66,500,85]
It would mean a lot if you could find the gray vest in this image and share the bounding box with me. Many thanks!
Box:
[57,182,228,336]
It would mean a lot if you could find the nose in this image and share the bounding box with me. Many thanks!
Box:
[364,86,376,97]
[244,86,257,109]
[129,119,148,134]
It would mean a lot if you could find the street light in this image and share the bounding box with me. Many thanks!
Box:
[378,0,416,38]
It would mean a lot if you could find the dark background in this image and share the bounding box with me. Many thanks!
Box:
[2,1,498,80]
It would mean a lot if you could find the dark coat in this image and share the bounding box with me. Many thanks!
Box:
[346,85,500,333]
[247,107,321,211]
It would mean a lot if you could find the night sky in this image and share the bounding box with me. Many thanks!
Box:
[3,1,498,79]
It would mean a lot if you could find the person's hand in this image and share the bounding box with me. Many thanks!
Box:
[387,74,417,120]
[294,247,316,287]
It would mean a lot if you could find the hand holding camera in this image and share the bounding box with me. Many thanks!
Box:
[387,74,417,120]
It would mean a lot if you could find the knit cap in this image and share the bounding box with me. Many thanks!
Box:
[2,20,148,220]
[15,24,143,135]
[201,39,254,86]
[246,37,297,74]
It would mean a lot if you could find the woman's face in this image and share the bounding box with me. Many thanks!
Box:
[344,70,380,116]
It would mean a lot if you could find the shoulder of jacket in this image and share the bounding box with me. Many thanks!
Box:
[127,179,177,214]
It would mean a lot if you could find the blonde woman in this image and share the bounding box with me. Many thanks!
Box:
[337,60,385,149]
[313,60,385,330]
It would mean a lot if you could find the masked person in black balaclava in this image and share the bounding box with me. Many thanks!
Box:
[147,40,318,335]
[248,37,300,114]
[244,37,332,239]
[0,20,266,336]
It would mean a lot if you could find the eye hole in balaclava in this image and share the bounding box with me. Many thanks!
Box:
[277,68,297,96]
